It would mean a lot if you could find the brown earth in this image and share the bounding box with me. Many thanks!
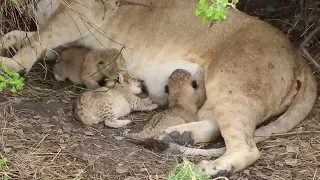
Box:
[0,0,319,179]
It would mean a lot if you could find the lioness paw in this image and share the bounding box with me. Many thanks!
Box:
[198,160,235,178]
[155,127,194,145]
[0,57,26,74]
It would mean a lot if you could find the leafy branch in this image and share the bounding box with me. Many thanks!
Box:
[0,65,25,93]
[168,158,210,180]
[195,0,239,23]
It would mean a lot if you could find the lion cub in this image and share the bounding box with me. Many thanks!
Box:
[52,46,125,89]
[121,67,206,140]
[73,72,158,128]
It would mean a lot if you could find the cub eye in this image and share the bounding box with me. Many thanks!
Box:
[191,80,198,89]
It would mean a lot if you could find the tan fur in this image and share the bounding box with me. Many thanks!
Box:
[53,47,124,89]
[121,68,206,140]
[73,72,158,128]
[0,0,317,177]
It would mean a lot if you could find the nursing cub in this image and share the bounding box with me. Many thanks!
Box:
[73,72,158,128]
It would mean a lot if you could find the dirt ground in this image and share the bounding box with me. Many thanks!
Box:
[0,0,320,180]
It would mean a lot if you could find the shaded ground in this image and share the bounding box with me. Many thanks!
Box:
[0,0,320,179]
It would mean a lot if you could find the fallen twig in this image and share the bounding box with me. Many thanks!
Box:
[118,0,152,11]
[299,26,320,72]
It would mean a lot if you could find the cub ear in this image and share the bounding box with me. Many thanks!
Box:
[118,73,124,84]
[191,80,198,89]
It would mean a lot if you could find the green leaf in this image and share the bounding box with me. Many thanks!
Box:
[0,82,7,88]
[198,0,208,10]
[3,175,8,180]
[15,78,25,91]
[195,0,238,23]
[266,4,275,12]
[4,68,13,76]
[110,74,119,81]
[10,86,17,93]
[0,75,5,82]
[0,157,7,165]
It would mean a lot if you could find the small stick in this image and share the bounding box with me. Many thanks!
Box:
[299,26,320,72]
[119,0,152,11]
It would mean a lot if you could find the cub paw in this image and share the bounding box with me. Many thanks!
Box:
[142,97,152,104]
[155,128,194,145]
[146,103,158,110]
[198,160,235,178]
[104,119,131,128]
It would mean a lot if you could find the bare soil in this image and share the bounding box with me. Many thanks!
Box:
[0,0,320,179]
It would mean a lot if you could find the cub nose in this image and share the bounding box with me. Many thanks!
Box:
[141,83,149,95]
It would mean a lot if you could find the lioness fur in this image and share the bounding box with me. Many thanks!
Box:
[121,68,206,140]
[0,0,317,177]
[53,46,124,89]
[73,72,158,128]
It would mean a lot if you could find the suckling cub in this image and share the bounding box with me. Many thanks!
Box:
[121,67,206,140]
[73,72,158,128]
[52,46,125,89]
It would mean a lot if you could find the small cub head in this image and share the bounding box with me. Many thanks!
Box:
[106,72,143,94]
[167,69,198,106]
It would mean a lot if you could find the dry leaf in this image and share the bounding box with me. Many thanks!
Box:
[114,136,124,141]
[285,158,298,166]
[62,124,72,133]
[286,144,299,153]
[115,166,129,174]
[123,177,140,180]
[83,131,94,136]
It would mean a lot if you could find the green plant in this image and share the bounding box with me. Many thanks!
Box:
[2,174,8,180]
[0,157,7,166]
[0,66,25,93]
[109,73,119,82]
[168,158,210,180]
[195,0,239,23]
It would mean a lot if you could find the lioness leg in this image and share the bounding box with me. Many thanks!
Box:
[198,113,261,177]
[0,1,106,73]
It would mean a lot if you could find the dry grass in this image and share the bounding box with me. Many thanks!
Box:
[0,0,37,34]
[0,0,319,180]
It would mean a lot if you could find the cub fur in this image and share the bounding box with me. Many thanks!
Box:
[73,72,158,128]
[53,46,124,89]
[121,67,206,140]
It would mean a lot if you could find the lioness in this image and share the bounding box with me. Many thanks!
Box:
[0,0,317,177]
[121,68,206,141]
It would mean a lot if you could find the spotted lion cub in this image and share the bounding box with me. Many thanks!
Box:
[73,72,158,128]
[121,67,206,141]
[53,46,124,89]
